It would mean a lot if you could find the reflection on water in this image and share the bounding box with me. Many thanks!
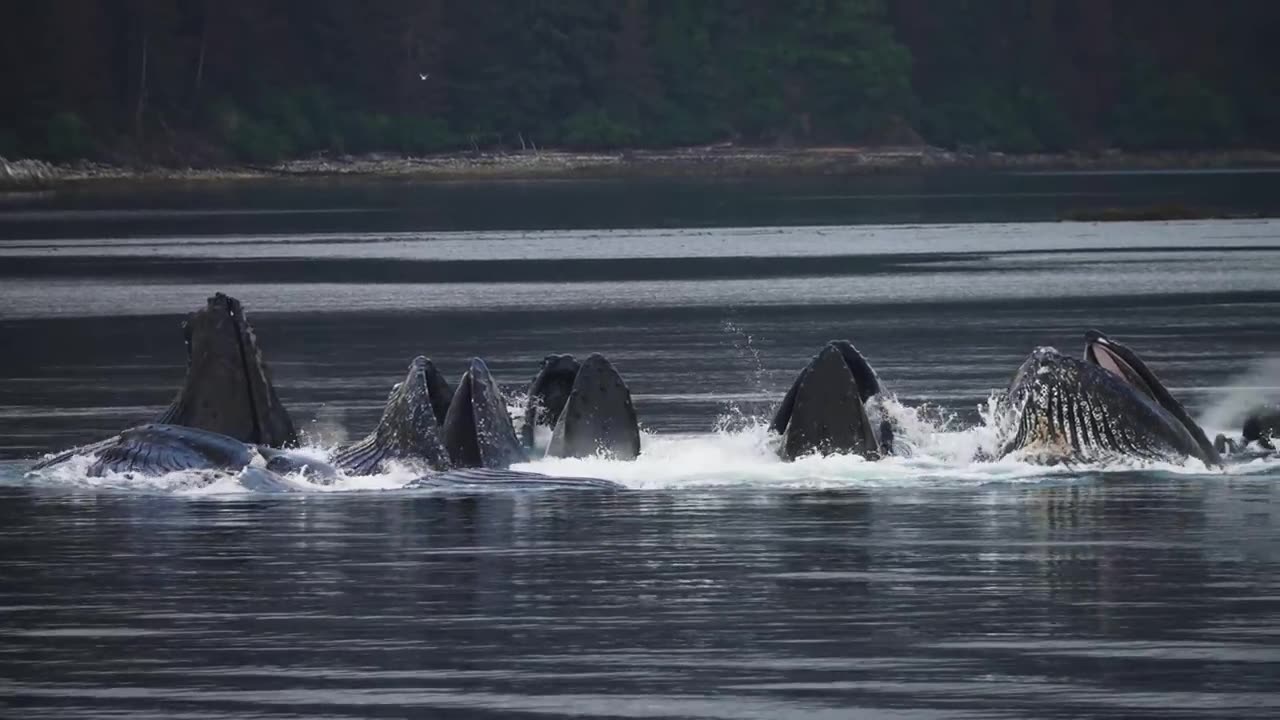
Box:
[2,169,1279,237]
[0,482,1276,719]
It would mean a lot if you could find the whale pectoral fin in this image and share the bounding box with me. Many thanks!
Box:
[778,344,878,461]
[443,359,526,469]
[158,293,298,448]
[547,354,640,460]
[87,424,255,477]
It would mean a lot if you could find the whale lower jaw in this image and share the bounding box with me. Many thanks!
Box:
[331,432,443,477]
[1005,391,1183,464]
[1003,388,1154,462]
[53,424,258,477]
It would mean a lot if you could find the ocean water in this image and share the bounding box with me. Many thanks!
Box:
[1,174,1278,718]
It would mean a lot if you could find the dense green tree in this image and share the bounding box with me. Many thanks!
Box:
[0,0,1275,161]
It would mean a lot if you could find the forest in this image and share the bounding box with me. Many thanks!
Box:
[2,1,1277,165]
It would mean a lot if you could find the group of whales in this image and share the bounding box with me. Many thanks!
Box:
[775,331,1275,467]
[30,293,1276,490]
[31,293,636,491]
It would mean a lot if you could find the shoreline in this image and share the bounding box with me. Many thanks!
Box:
[4,145,1280,190]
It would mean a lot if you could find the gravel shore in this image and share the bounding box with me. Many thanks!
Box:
[4,146,1280,190]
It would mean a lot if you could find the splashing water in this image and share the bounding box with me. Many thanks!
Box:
[716,319,778,431]
[1197,355,1280,437]
[517,397,1257,489]
[302,403,352,447]
[720,319,772,395]
[6,387,1278,496]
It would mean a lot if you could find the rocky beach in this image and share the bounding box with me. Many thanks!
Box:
[5,145,1280,191]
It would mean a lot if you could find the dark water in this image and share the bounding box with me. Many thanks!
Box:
[3,483,1278,719]
[4,167,1280,238]
[2,172,1279,718]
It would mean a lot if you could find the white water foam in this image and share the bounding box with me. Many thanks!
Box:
[1197,355,1280,437]
[517,395,1272,490]
[10,391,1276,496]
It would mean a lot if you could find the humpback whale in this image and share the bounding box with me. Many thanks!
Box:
[442,358,527,469]
[27,423,302,492]
[1242,405,1279,450]
[1083,330,1219,462]
[771,341,883,460]
[31,292,299,473]
[521,353,641,460]
[522,354,582,447]
[332,356,454,475]
[37,422,619,491]
[997,333,1220,465]
[546,353,641,460]
[1214,403,1279,456]
[29,293,621,491]
[84,424,257,477]
[157,293,297,447]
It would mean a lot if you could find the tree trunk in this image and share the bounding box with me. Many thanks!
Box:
[135,31,149,140]
[194,22,207,95]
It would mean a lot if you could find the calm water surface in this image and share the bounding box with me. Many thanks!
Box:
[1,173,1278,718]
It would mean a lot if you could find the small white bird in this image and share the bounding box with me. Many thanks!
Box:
[418,72,430,81]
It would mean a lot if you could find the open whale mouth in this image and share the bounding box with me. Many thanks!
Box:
[442,358,527,469]
[1082,329,1220,465]
[771,341,882,460]
[522,354,583,448]
[1084,330,1161,401]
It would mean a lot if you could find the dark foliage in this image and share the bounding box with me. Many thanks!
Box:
[1,1,1275,162]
